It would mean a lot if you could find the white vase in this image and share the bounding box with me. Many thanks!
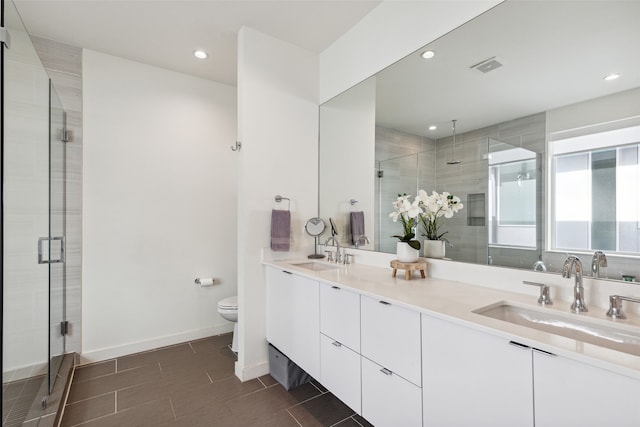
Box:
[424,239,446,259]
[397,242,420,263]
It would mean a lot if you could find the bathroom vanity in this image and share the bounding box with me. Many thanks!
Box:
[264,260,640,427]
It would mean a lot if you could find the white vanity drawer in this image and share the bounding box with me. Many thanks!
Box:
[320,282,360,351]
[320,333,361,414]
[361,356,422,427]
[361,295,421,386]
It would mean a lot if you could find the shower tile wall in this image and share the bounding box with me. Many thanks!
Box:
[435,113,546,266]
[31,36,83,355]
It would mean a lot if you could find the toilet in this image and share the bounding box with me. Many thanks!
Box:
[217,296,238,352]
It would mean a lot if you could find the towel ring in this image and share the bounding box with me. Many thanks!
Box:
[350,199,358,206]
[275,195,290,210]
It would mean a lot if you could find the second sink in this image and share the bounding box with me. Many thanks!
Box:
[474,301,640,357]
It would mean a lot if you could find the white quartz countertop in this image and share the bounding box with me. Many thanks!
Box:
[264,258,640,380]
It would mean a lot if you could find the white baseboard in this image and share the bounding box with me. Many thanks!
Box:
[79,323,234,365]
[235,359,270,382]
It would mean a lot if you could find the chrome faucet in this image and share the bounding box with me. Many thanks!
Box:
[324,236,341,263]
[562,255,588,313]
[533,257,547,272]
[591,250,608,278]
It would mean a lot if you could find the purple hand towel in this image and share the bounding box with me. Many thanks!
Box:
[271,209,291,251]
[350,211,365,245]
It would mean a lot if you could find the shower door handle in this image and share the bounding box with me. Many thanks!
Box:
[38,236,65,264]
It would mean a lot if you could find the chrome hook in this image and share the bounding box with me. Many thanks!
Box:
[231,141,242,151]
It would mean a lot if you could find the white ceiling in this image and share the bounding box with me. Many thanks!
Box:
[14,0,382,87]
[372,1,640,139]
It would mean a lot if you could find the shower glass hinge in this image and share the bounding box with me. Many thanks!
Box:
[377,170,384,178]
[60,321,69,336]
[0,27,11,49]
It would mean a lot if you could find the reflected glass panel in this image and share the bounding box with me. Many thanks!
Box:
[377,155,417,253]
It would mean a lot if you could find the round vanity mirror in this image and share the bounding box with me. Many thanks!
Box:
[305,217,326,237]
[305,217,326,259]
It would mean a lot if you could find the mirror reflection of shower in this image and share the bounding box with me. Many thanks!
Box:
[446,119,462,165]
[487,139,538,250]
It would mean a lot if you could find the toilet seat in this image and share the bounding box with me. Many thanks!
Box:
[218,296,238,310]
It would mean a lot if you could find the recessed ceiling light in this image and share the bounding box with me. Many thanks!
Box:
[604,73,620,81]
[421,50,435,59]
[193,50,208,60]
[428,125,437,131]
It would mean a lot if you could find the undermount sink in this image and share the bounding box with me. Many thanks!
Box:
[474,302,640,357]
[291,262,339,272]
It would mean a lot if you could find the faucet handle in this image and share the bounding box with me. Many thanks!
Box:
[523,281,553,305]
[344,253,354,265]
[606,295,640,319]
[325,251,333,263]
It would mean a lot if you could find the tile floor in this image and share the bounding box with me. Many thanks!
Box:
[60,333,373,427]
[2,375,46,427]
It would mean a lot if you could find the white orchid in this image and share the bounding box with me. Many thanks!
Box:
[389,193,423,250]
[417,190,464,240]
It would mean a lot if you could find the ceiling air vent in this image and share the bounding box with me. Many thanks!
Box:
[470,56,503,74]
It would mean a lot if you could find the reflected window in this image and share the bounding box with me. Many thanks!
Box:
[488,147,537,248]
[551,124,640,254]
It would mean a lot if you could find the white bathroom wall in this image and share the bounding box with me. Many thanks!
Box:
[319,77,376,249]
[236,27,319,380]
[547,87,640,133]
[82,50,237,362]
[319,0,501,103]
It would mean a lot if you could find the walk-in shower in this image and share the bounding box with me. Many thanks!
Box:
[2,0,73,424]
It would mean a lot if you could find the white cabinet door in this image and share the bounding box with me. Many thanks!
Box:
[422,314,534,427]
[361,356,422,427]
[534,350,640,427]
[266,266,292,354]
[361,295,421,386]
[265,267,320,379]
[320,334,361,414]
[320,283,360,351]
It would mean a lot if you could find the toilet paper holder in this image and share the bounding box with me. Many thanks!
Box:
[194,277,215,286]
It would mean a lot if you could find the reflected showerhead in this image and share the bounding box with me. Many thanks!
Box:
[447,119,461,165]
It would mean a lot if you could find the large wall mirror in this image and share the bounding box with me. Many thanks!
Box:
[319,1,640,283]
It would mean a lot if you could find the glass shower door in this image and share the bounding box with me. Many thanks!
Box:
[48,82,66,392]
[3,3,67,424]
[3,0,51,421]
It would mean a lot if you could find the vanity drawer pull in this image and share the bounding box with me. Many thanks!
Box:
[508,341,530,350]
[380,368,393,376]
[379,301,391,305]
[332,341,342,347]
[331,286,340,290]
[533,348,556,357]
[282,270,293,275]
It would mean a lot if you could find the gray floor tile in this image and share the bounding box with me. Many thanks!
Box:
[73,361,116,383]
[288,393,355,427]
[60,335,371,427]
[60,393,115,426]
